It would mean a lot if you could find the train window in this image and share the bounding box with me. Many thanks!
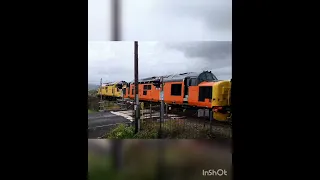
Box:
[211,73,218,80]
[190,78,197,86]
[206,73,214,80]
[132,89,134,95]
[198,86,212,102]
[144,84,152,90]
[186,79,190,86]
[171,84,182,96]
[198,73,207,83]
[123,88,126,95]
[143,91,147,95]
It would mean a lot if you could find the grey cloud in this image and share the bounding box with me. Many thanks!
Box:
[88,41,232,84]
[165,41,232,79]
[162,0,232,32]
[167,41,231,61]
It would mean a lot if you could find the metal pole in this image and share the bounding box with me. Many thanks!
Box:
[165,103,168,118]
[150,103,152,120]
[122,83,124,101]
[204,109,206,128]
[111,0,121,41]
[134,41,140,133]
[159,76,164,138]
[99,78,103,111]
[141,102,144,123]
[100,78,102,101]
[210,109,213,133]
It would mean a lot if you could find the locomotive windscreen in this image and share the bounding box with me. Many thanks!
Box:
[116,83,123,89]
[197,71,218,84]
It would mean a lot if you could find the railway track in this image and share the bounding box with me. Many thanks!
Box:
[105,99,232,126]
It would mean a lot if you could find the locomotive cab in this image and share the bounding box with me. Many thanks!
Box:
[196,71,231,121]
[212,80,231,121]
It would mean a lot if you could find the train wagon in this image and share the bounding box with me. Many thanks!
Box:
[124,71,231,121]
[122,83,129,99]
[97,81,127,100]
[97,84,107,97]
[125,76,162,102]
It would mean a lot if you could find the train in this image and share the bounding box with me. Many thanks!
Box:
[97,71,231,122]
[97,81,127,99]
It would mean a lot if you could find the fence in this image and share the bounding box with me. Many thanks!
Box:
[134,103,232,139]
[88,99,232,139]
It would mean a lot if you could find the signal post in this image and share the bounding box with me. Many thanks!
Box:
[159,76,164,138]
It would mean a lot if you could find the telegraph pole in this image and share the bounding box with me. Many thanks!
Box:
[159,76,164,138]
[111,0,121,41]
[100,78,102,101]
[134,41,140,133]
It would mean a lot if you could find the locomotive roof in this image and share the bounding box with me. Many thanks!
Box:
[163,72,200,82]
[129,71,218,84]
[103,81,127,86]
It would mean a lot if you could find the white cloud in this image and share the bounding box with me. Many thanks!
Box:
[88,0,231,41]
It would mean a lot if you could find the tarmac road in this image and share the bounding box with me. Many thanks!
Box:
[88,111,132,138]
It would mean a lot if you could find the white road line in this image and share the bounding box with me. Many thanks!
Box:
[110,111,133,121]
[108,110,184,122]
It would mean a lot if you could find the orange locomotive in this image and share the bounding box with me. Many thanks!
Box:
[123,71,231,121]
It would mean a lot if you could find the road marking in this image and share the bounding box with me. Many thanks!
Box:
[108,110,185,122]
[110,111,133,121]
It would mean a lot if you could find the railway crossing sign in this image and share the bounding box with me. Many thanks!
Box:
[160,91,164,100]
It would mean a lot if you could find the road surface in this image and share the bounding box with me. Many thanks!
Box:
[88,111,132,138]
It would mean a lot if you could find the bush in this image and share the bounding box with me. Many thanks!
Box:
[133,128,158,139]
[105,123,160,139]
[104,119,225,139]
[106,124,135,139]
[88,96,99,111]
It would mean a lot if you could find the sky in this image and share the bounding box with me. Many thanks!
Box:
[88,41,231,84]
[88,0,232,84]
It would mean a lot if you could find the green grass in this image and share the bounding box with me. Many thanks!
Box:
[106,124,135,139]
[88,109,95,114]
[104,123,159,139]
